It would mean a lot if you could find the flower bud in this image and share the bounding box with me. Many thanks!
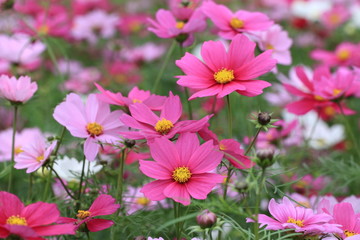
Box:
[257,112,271,126]
[196,210,217,229]
[255,148,275,169]
[124,139,136,148]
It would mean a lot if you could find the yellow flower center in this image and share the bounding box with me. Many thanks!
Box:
[172,166,192,183]
[344,230,358,237]
[333,88,342,97]
[314,95,325,101]
[266,44,274,50]
[337,49,351,61]
[324,106,336,116]
[86,122,104,136]
[230,17,244,29]
[329,14,341,24]
[287,217,304,227]
[36,155,44,162]
[38,25,49,35]
[214,68,234,84]
[76,210,91,219]
[15,146,23,155]
[154,118,174,135]
[176,21,185,29]
[6,215,27,226]
[219,143,226,151]
[136,197,151,206]
[132,99,142,103]
[129,22,141,32]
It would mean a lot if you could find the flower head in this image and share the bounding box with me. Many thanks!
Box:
[176,34,276,99]
[0,75,37,104]
[140,133,225,205]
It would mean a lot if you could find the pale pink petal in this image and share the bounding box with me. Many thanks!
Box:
[84,137,99,161]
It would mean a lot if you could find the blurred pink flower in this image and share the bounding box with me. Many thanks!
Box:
[320,4,350,29]
[58,194,120,232]
[201,1,273,40]
[201,97,225,114]
[64,68,101,94]
[123,187,162,214]
[0,75,37,103]
[72,0,111,15]
[53,93,125,161]
[120,43,166,63]
[118,14,149,36]
[140,133,225,205]
[169,0,202,21]
[14,134,56,173]
[148,8,206,46]
[119,93,211,141]
[176,34,276,99]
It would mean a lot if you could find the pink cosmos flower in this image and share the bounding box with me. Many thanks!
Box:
[106,61,141,84]
[119,93,211,141]
[0,191,75,239]
[95,84,166,111]
[120,43,166,63]
[53,93,125,161]
[124,187,164,215]
[14,134,56,173]
[252,197,342,235]
[58,194,120,232]
[169,0,202,21]
[320,4,350,29]
[148,8,206,46]
[256,24,292,66]
[310,42,360,67]
[283,66,359,116]
[264,83,295,107]
[176,34,276,99]
[72,0,111,15]
[64,68,101,94]
[201,1,273,40]
[0,75,37,103]
[118,14,149,36]
[140,133,225,205]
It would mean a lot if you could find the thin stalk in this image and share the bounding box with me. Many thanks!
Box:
[50,165,76,200]
[152,41,177,93]
[222,165,233,200]
[28,173,33,201]
[254,168,266,240]
[116,148,126,210]
[226,95,233,138]
[184,88,193,120]
[76,155,86,210]
[245,127,262,155]
[8,105,18,192]
[174,201,181,240]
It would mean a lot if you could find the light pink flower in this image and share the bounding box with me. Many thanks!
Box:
[140,133,225,205]
[117,13,148,36]
[120,43,166,63]
[176,34,276,99]
[95,84,166,111]
[119,93,211,141]
[14,134,56,173]
[320,4,350,29]
[168,0,202,21]
[252,197,342,235]
[201,1,273,40]
[53,93,125,161]
[72,0,111,15]
[148,8,206,46]
[0,75,37,103]
[64,68,100,94]
[124,187,162,214]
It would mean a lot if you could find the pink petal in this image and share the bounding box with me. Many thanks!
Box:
[129,103,159,126]
[228,34,255,69]
[175,133,199,163]
[163,182,191,206]
[175,52,213,78]
[188,140,223,173]
[186,173,225,199]
[201,40,228,72]
[22,202,59,226]
[0,191,24,219]
[84,137,99,161]
[89,194,120,216]
[141,180,172,201]
[148,137,180,169]
[160,94,182,123]
[33,224,76,236]
[235,80,271,97]
[87,219,114,232]
[139,160,172,179]
[236,50,276,79]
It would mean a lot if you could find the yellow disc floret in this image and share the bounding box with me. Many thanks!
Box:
[36,155,44,162]
[344,230,357,237]
[337,49,350,61]
[287,217,304,227]
[6,215,27,226]
[154,118,174,135]
[214,68,235,84]
[230,17,244,29]
[76,210,91,219]
[172,166,192,183]
[136,197,151,206]
[86,122,104,137]
[15,146,23,155]
[176,21,185,29]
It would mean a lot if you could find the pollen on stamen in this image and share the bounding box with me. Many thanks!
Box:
[36,155,44,162]
[172,166,192,183]
[214,68,235,84]
[154,118,174,135]
[176,21,185,29]
[287,217,304,227]
[76,210,91,219]
[6,215,27,226]
[337,49,350,61]
[230,17,244,29]
[86,122,104,137]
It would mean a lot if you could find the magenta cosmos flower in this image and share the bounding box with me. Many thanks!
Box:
[252,197,342,235]
[0,191,75,239]
[53,93,124,161]
[0,75,37,104]
[95,83,166,111]
[140,133,225,206]
[176,34,277,99]
[201,1,273,39]
[58,194,120,232]
[120,93,211,141]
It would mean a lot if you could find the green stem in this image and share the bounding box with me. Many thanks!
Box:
[152,41,177,93]
[245,127,262,155]
[254,168,266,240]
[226,95,232,138]
[174,201,181,240]
[116,148,126,211]
[8,105,18,192]
[50,165,76,200]
[184,88,193,120]
[222,165,233,200]
[76,155,86,210]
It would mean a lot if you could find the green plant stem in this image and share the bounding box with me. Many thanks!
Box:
[245,127,262,155]
[254,168,266,240]
[174,201,181,240]
[50,165,76,199]
[116,148,126,211]
[8,105,18,193]
[152,41,177,93]
[28,173,33,201]
[76,155,86,210]
[222,165,233,200]
[226,95,232,138]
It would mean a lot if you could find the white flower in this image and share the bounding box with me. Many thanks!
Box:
[291,0,332,21]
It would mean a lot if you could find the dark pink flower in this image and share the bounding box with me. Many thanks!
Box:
[176,34,276,99]
[140,133,225,205]
[0,191,75,239]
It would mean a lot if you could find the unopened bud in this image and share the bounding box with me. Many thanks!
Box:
[196,210,217,229]
[124,139,136,148]
[255,148,275,169]
[258,112,271,126]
